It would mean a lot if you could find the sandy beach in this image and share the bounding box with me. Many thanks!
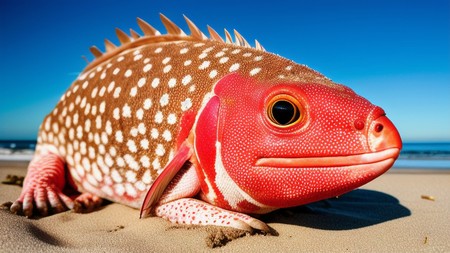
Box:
[1,160,449,252]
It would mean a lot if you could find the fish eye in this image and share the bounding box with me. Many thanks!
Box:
[267,95,302,127]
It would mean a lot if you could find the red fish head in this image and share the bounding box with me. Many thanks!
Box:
[194,73,402,212]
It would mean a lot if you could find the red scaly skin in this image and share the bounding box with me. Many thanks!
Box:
[194,73,401,213]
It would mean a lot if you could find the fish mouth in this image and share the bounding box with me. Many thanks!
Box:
[254,148,400,168]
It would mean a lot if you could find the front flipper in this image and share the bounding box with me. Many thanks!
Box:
[10,153,74,217]
[140,141,194,218]
[155,198,270,232]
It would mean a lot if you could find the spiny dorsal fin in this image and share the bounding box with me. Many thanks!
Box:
[115,28,132,44]
[207,25,224,42]
[104,39,117,52]
[255,39,265,51]
[137,17,161,36]
[234,29,250,48]
[224,29,233,44]
[130,29,140,39]
[87,14,266,64]
[89,46,103,58]
[159,13,186,36]
[184,15,207,40]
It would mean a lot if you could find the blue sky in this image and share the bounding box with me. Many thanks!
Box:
[0,0,449,141]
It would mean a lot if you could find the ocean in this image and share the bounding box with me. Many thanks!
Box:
[1,140,449,169]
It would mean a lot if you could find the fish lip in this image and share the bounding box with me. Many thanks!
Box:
[254,148,401,168]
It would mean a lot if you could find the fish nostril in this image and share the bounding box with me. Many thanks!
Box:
[354,119,365,130]
[374,123,384,133]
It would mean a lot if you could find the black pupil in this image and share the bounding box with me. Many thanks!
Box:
[272,100,300,125]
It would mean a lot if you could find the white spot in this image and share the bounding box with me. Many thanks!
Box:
[136,109,144,120]
[250,68,261,76]
[151,78,160,88]
[125,154,139,171]
[181,98,192,111]
[215,51,225,57]
[111,170,123,183]
[84,119,91,132]
[229,63,240,72]
[168,78,176,88]
[182,75,192,86]
[114,184,125,196]
[143,98,152,110]
[99,86,106,97]
[199,61,210,70]
[113,68,120,75]
[122,104,131,118]
[124,69,132,77]
[143,63,152,73]
[209,70,218,79]
[95,115,102,129]
[142,170,152,184]
[125,183,137,197]
[140,139,149,149]
[116,157,125,167]
[243,52,252,57]
[155,47,163,53]
[167,114,177,125]
[107,81,115,92]
[160,94,169,107]
[127,140,137,153]
[162,57,171,64]
[155,144,165,156]
[155,111,163,124]
[285,65,293,71]
[130,87,138,97]
[151,128,159,139]
[115,131,123,143]
[140,156,150,168]
[113,87,121,98]
[133,50,140,55]
[130,128,138,137]
[99,101,106,113]
[105,121,112,135]
[80,97,87,108]
[163,65,172,73]
[82,81,89,89]
[162,130,172,142]
[138,123,146,134]
[199,52,208,59]
[89,72,95,79]
[117,56,125,62]
[100,72,106,79]
[231,49,241,54]
[219,57,229,64]
[138,77,146,87]
[189,85,196,92]
[125,170,136,183]
[180,48,189,54]
[143,58,150,64]
[113,108,120,120]
[254,55,263,61]
[184,60,192,66]
[101,132,108,144]
[203,46,214,53]
[134,54,143,61]
[194,43,205,47]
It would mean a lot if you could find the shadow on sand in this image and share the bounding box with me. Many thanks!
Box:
[264,189,411,230]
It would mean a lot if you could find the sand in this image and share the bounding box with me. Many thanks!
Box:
[1,161,449,252]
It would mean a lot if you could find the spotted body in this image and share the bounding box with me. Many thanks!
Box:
[11,14,402,232]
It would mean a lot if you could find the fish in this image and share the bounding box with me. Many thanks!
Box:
[11,14,402,232]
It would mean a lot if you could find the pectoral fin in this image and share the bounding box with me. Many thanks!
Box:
[140,141,194,218]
